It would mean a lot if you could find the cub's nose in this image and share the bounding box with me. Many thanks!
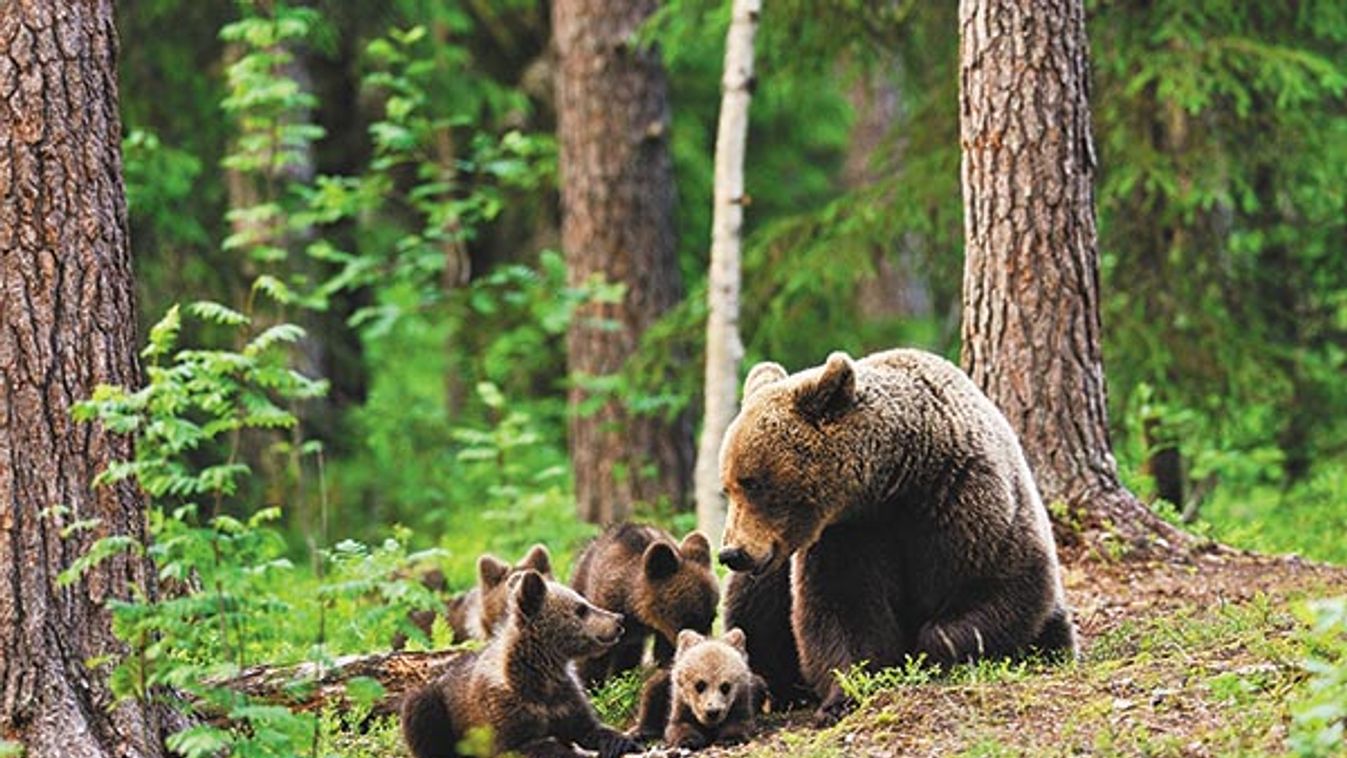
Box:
[718,547,752,572]
[704,707,724,723]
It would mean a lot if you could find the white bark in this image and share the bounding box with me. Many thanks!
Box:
[695,0,760,544]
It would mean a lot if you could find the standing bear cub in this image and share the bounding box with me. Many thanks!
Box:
[400,569,638,758]
[570,524,719,684]
[719,349,1076,723]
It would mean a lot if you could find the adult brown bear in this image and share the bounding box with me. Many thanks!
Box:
[718,349,1076,723]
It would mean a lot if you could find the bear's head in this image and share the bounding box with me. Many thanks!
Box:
[477,544,554,635]
[506,569,624,659]
[718,351,868,576]
[671,628,752,727]
[632,531,720,645]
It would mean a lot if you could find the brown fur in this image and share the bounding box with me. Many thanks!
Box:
[400,570,639,758]
[570,524,719,684]
[395,545,553,649]
[719,349,1077,724]
[635,629,766,749]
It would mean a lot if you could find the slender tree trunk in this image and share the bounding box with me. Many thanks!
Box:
[957,0,1186,548]
[554,0,692,524]
[694,0,760,543]
[0,2,168,755]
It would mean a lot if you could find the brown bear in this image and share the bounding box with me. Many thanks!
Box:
[394,545,553,650]
[718,349,1077,723]
[634,628,767,749]
[447,544,554,641]
[400,570,639,758]
[569,524,719,684]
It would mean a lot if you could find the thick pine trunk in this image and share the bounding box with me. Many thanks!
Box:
[694,0,759,544]
[957,0,1186,548]
[0,2,168,755]
[554,0,692,524]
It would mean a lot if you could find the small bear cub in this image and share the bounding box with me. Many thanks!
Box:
[447,544,553,641]
[570,524,719,684]
[400,570,638,758]
[661,628,766,750]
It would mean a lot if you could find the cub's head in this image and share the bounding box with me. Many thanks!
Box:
[477,544,553,633]
[719,352,865,575]
[507,569,624,659]
[672,628,752,727]
[632,531,719,645]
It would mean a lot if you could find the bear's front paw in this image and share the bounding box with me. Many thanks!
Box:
[812,689,853,727]
[597,730,641,758]
[665,723,710,751]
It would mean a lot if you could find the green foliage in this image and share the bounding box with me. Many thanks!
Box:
[1291,596,1347,757]
[589,668,647,728]
[833,657,936,704]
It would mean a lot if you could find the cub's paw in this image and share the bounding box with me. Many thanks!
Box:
[597,730,641,758]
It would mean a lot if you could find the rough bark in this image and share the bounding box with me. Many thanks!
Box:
[0,2,168,755]
[554,0,692,524]
[694,0,759,543]
[957,0,1187,549]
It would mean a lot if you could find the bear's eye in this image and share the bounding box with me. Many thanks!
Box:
[694,680,707,694]
[574,604,589,619]
[737,475,765,493]
[719,682,731,695]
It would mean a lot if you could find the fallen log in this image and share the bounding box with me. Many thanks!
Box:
[208,648,464,722]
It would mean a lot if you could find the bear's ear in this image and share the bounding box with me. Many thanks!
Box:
[794,351,856,423]
[643,541,681,581]
[519,543,552,576]
[677,629,705,655]
[513,569,547,619]
[478,555,510,589]
[679,532,712,567]
[723,627,747,654]
[743,361,788,400]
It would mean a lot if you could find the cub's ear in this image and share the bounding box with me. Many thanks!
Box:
[679,532,712,567]
[478,555,510,589]
[794,351,856,423]
[723,627,747,654]
[743,362,787,401]
[519,544,552,576]
[643,541,681,581]
[513,569,547,619]
[677,629,705,655]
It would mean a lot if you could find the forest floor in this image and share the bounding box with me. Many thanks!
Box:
[676,540,1347,758]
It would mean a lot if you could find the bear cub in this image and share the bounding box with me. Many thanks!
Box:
[570,524,719,684]
[447,544,553,641]
[400,569,638,758]
[640,628,767,750]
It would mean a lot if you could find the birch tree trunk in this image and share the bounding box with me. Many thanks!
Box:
[695,0,760,543]
[554,0,693,524]
[0,2,169,755]
[957,0,1187,549]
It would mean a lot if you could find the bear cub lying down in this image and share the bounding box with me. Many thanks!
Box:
[719,349,1077,723]
[642,628,767,749]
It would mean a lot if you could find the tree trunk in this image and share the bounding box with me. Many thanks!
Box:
[554,0,692,524]
[957,0,1186,548]
[842,67,933,326]
[0,2,168,755]
[693,0,759,544]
